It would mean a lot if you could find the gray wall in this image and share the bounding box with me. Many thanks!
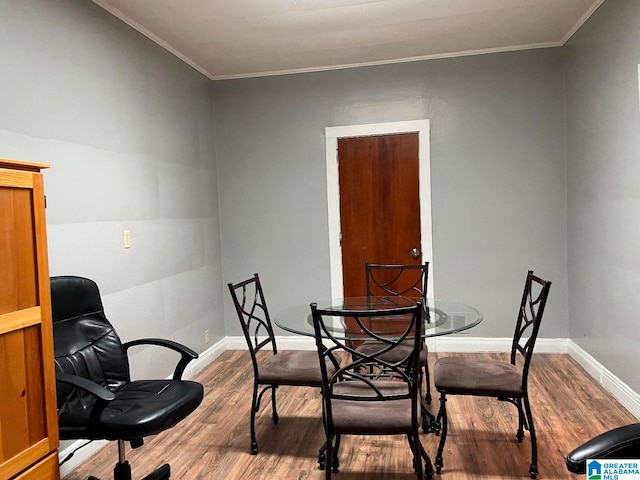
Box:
[565,0,640,392]
[0,0,224,382]
[9,0,637,400]
[214,50,569,340]
[8,0,640,465]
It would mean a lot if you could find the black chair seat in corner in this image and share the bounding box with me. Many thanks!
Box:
[566,423,640,474]
[59,379,203,441]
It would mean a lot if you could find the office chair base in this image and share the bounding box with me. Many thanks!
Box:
[142,464,171,480]
[87,461,170,480]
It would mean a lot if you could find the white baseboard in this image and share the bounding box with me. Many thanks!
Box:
[59,439,108,478]
[225,335,251,350]
[568,340,640,419]
[59,335,639,478]
[433,336,569,353]
[183,337,227,378]
[226,335,316,350]
[229,336,572,353]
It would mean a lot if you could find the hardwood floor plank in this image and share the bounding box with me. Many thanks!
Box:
[61,351,638,479]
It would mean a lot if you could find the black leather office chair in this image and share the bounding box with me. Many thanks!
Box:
[51,276,204,480]
[566,423,640,474]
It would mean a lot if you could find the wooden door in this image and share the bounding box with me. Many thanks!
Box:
[338,133,421,297]
[0,159,59,479]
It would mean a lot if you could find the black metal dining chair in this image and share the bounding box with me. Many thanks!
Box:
[433,270,551,479]
[311,300,433,479]
[356,262,431,403]
[228,273,336,455]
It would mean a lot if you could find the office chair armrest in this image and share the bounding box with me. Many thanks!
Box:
[122,338,199,380]
[56,372,116,432]
[56,372,116,402]
[566,423,640,474]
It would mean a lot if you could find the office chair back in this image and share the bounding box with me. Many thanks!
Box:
[52,276,130,423]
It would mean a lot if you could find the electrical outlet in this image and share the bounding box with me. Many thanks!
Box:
[204,329,210,344]
[123,230,131,249]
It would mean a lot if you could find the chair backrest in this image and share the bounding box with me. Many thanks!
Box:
[510,270,552,387]
[228,273,277,359]
[51,276,131,418]
[365,262,429,319]
[311,301,423,425]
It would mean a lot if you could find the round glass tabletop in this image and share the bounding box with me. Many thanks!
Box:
[274,296,482,340]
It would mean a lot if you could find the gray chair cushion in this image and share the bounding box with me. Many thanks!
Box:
[434,356,522,397]
[330,380,414,434]
[257,350,334,386]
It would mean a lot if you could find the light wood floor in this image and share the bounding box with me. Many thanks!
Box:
[62,351,637,480]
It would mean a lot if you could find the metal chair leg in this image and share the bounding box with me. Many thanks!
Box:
[523,393,538,479]
[324,433,334,479]
[332,434,340,472]
[516,397,526,442]
[250,382,260,454]
[406,434,423,480]
[421,400,436,434]
[271,385,279,424]
[318,440,327,470]
[424,362,432,404]
[435,393,448,473]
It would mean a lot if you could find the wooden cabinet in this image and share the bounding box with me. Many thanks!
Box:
[0,158,59,479]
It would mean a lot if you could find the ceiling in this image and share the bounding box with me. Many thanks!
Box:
[92,0,604,80]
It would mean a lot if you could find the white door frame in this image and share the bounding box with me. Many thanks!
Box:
[324,119,434,299]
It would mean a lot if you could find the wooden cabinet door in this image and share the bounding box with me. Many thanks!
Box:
[0,159,59,480]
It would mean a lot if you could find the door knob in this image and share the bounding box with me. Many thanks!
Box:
[411,248,420,259]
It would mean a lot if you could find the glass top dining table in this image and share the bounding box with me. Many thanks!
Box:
[274,296,483,340]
